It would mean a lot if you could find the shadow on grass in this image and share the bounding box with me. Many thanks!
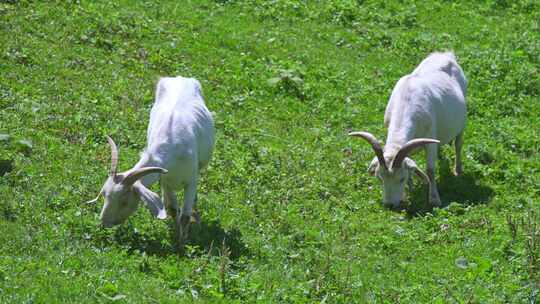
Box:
[114,229,172,257]
[0,159,13,176]
[405,157,495,216]
[188,220,250,260]
[113,219,249,260]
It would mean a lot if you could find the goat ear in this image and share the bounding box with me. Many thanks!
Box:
[132,182,167,219]
[405,159,429,184]
[367,157,379,176]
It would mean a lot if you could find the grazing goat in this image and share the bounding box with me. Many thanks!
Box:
[350,52,467,208]
[87,76,215,243]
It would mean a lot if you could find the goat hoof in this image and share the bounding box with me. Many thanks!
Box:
[431,199,442,207]
[167,208,178,219]
[176,214,192,243]
[180,214,191,227]
[190,210,201,224]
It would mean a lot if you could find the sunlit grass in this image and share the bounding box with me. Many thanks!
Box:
[1,0,539,302]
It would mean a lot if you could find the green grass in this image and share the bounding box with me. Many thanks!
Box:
[1,0,539,302]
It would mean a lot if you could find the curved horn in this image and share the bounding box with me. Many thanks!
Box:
[122,167,168,187]
[349,131,387,170]
[392,138,440,169]
[106,135,119,177]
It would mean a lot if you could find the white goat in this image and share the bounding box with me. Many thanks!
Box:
[87,76,215,242]
[350,52,467,208]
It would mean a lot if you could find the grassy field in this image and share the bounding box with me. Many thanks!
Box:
[1,0,539,302]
